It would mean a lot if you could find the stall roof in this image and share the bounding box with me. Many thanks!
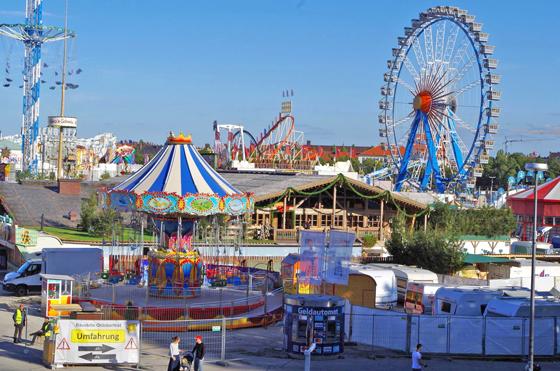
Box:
[40,274,75,281]
[463,254,510,264]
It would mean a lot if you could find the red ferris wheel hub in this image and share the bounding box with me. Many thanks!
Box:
[413,91,433,113]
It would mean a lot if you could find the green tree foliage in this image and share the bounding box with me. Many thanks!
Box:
[134,151,145,165]
[360,158,384,175]
[386,214,464,274]
[80,193,121,238]
[479,150,557,189]
[1,147,10,159]
[428,202,516,237]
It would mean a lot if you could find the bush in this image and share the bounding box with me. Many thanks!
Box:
[80,193,120,238]
[100,172,111,180]
[361,234,378,248]
[386,214,464,274]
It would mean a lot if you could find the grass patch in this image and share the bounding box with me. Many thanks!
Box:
[32,226,155,243]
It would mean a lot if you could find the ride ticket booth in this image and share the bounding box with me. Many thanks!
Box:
[283,294,345,355]
[41,274,75,318]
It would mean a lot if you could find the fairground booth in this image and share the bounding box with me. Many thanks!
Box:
[507,177,560,241]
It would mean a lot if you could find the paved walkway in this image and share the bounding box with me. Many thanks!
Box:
[1,291,560,370]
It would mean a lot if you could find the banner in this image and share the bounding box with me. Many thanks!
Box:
[54,320,140,366]
[299,231,326,286]
[15,227,38,247]
[325,230,355,285]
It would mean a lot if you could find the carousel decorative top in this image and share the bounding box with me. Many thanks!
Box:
[106,132,254,216]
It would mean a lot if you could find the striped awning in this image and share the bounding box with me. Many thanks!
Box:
[114,134,239,196]
[107,133,253,216]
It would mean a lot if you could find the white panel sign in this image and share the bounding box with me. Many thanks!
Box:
[48,116,78,128]
[54,320,140,365]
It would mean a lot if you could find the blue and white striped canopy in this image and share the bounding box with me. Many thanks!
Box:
[113,136,240,197]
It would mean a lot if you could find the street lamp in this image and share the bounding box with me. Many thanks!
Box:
[525,162,548,371]
[489,176,496,205]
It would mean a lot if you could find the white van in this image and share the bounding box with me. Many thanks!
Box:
[371,263,438,303]
[404,282,442,314]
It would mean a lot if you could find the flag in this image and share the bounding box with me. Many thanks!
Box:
[324,230,355,285]
[299,231,326,286]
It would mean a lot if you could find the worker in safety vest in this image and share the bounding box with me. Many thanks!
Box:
[12,303,26,343]
[30,317,52,345]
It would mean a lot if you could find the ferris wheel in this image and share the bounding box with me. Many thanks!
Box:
[379,6,500,193]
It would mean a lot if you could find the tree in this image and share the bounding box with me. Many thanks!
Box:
[1,147,10,160]
[134,151,145,165]
[80,194,98,233]
[427,202,516,237]
[385,214,464,274]
[80,193,121,238]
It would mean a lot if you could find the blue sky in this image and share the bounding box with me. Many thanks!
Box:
[0,0,558,155]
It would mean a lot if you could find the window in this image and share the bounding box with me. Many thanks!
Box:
[333,215,343,227]
[440,301,451,313]
[367,215,380,228]
[26,264,40,276]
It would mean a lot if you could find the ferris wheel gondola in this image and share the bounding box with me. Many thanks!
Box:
[379,6,499,193]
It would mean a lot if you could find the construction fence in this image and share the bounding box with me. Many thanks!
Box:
[346,305,560,356]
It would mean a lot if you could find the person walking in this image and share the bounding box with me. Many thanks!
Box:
[30,317,52,345]
[412,343,426,371]
[12,303,26,343]
[192,335,205,371]
[168,336,181,371]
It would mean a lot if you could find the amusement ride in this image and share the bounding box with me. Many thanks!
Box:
[378,6,500,194]
[0,0,79,173]
[213,94,320,171]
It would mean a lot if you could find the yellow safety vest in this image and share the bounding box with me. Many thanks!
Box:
[14,309,22,325]
[43,322,52,338]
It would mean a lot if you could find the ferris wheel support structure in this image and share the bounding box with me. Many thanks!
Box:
[0,0,75,173]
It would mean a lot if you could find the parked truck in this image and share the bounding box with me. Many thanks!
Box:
[2,247,103,296]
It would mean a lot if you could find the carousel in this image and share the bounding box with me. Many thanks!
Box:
[105,132,254,298]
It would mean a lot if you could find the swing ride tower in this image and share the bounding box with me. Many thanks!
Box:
[0,0,75,173]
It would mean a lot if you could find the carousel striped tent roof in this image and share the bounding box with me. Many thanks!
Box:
[113,133,240,196]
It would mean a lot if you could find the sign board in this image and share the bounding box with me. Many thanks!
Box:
[54,320,140,365]
[48,116,78,128]
[15,226,38,247]
[324,230,355,285]
[212,325,221,332]
[299,231,326,286]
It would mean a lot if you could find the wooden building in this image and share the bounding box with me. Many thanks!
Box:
[223,172,427,243]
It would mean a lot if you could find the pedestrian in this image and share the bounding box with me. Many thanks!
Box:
[192,335,205,371]
[124,300,136,320]
[168,336,181,371]
[412,343,426,371]
[30,317,52,345]
[303,218,311,229]
[12,303,26,343]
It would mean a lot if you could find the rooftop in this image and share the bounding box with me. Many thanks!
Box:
[0,171,427,227]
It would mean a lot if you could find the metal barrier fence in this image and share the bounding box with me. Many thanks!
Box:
[347,305,560,356]
[140,318,238,362]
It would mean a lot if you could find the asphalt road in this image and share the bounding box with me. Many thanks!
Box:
[1,288,560,370]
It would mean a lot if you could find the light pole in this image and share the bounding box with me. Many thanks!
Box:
[489,176,496,205]
[525,162,548,371]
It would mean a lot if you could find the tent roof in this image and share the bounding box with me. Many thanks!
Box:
[112,133,241,197]
[508,177,560,203]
